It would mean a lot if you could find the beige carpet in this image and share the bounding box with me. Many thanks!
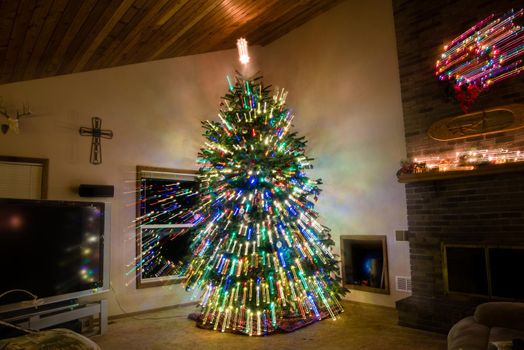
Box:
[93,301,447,350]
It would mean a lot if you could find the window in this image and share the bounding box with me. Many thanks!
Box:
[135,166,199,288]
[0,156,48,199]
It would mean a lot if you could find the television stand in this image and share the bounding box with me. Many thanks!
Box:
[0,299,108,336]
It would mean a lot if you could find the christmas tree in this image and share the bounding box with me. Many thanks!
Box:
[184,75,346,336]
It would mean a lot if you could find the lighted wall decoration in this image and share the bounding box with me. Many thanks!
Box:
[436,8,524,113]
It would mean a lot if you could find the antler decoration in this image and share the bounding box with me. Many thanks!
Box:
[0,103,31,134]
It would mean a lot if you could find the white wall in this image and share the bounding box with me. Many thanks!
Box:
[261,0,409,307]
[0,0,408,314]
[0,49,260,316]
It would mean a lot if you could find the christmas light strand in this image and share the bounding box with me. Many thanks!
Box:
[398,149,524,175]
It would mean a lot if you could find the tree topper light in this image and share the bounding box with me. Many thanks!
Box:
[236,37,250,65]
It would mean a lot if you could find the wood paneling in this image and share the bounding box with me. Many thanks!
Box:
[22,0,69,81]
[0,0,344,84]
[88,0,173,70]
[73,0,135,72]
[1,0,34,82]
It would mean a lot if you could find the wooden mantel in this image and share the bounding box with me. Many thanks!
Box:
[397,161,524,183]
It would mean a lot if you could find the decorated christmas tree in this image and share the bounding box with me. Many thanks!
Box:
[183,74,346,336]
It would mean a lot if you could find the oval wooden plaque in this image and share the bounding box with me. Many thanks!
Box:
[428,104,524,141]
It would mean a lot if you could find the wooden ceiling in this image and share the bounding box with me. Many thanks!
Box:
[0,0,344,85]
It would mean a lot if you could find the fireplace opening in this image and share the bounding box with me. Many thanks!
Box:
[490,248,524,298]
[445,246,488,296]
[443,244,524,299]
[340,235,389,294]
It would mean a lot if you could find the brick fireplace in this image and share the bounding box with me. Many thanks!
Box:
[397,172,524,332]
[393,0,524,333]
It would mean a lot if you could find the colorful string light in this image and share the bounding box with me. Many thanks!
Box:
[399,149,524,175]
[436,8,524,112]
[183,75,346,335]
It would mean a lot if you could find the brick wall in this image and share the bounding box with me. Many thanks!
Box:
[393,0,524,159]
[398,171,524,332]
[407,172,524,298]
[393,0,524,332]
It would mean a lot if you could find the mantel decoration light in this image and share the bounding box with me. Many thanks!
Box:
[436,8,524,113]
[397,149,524,176]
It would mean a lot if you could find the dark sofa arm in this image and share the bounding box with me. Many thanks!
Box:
[474,302,524,331]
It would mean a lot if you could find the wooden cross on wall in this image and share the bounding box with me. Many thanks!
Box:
[79,117,113,165]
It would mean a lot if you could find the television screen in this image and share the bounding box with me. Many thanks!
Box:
[0,199,106,306]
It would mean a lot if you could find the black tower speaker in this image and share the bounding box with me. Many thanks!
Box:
[78,184,114,198]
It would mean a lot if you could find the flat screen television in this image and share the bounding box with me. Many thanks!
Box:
[0,198,110,312]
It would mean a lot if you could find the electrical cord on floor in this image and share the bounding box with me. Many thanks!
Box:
[109,283,191,321]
